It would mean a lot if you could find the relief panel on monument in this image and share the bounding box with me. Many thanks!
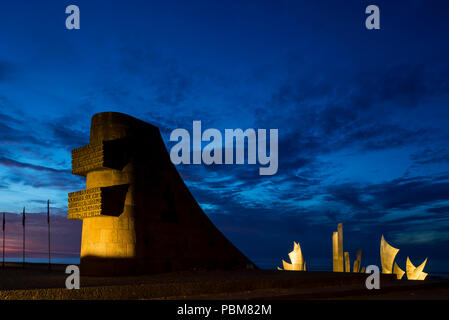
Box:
[68,184,129,219]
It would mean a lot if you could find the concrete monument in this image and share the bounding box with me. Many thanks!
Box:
[68,112,254,275]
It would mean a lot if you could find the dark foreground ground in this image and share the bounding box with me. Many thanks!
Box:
[0,263,448,300]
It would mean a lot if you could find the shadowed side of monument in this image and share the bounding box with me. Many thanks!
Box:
[68,112,254,276]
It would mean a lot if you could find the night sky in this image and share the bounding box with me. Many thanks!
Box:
[0,0,448,272]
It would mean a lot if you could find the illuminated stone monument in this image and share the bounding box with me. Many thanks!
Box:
[68,112,253,275]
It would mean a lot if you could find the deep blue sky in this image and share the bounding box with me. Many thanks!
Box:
[0,0,449,272]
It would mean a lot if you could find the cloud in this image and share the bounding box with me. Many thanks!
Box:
[410,148,449,165]
[257,62,448,155]
[0,61,14,82]
[0,113,42,146]
[353,64,449,109]
[0,9,448,269]
[48,121,89,151]
[0,157,69,174]
[367,177,449,210]
[427,205,449,214]
[113,46,194,107]
[323,175,449,213]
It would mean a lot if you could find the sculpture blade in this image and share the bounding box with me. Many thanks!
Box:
[279,242,306,271]
[417,272,428,280]
[380,235,399,274]
[353,249,362,273]
[407,257,428,280]
[288,242,304,267]
[393,262,405,280]
[344,252,350,272]
[332,232,339,272]
[282,260,294,271]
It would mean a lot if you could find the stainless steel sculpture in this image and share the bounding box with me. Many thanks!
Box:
[278,224,429,280]
[380,235,428,280]
[353,249,362,273]
[393,262,405,280]
[337,223,344,272]
[380,235,400,274]
[332,231,338,272]
[278,241,306,271]
[406,257,428,280]
[332,224,344,272]
[344,252,350,272]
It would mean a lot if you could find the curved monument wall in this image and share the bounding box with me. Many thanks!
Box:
[68,112,254,275]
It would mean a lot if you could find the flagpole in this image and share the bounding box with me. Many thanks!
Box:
[47,200,51,271]
[22,207,25,268]
[2,212,5,268]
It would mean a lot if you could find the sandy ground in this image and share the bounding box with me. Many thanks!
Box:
[0,263,448,300]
